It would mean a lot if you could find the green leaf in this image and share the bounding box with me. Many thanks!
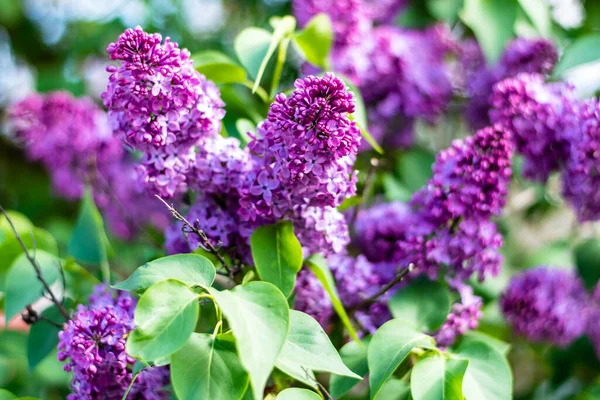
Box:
[276,310,359,385]
[368,319,435,399]
[461,331,510,356]
[68,189,110,280]
[329,337,370,398]
[208,282,290,400]
[460,0,518,63]
[554,34,600,77]
[388,279,451,332]
[517,0,551,37]
[396,149,435,193]
[378,379,410,400]
[276,388,321,400]
[0,390,16,400]
[427,0,463,23]
[305,254,360,342]
[127,279,200,363]
[62,258,100,303]
[5,250,61,321]
[0,210,33,244]
[574,238,600,291]
[341,78,382,155]
[235,118,255,146]
[293,13,333,69]
[454,340,512,400]
[192,50,247,84]
[383,174,412,203]
[251,221,303,297]
[411,354,469,400]
[27,305,63,371]
[114,254,216,294]
[0,227,58,290]
[171,333,249,400]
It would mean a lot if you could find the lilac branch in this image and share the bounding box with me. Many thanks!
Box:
[349,263,414,311]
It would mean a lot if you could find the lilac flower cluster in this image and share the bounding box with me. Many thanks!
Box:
[293,269,334,328]
[490,73,576,182]
[463,38,558,130]
[500,267,590,346]
[294,0,453,148]
[58,284,170,399]
[7,91,168,239]
[434,284,483,347]
[103,26,225,198]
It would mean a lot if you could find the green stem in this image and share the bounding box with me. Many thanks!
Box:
[240,80,270,103]
[270,37,291,99]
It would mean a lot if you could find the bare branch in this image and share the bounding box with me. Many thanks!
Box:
[0,205,70,321]
[301,367,333,400]
[349,263,414,311]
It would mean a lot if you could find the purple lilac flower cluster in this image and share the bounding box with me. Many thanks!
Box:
[7,91,168,240]
[58,284,170,399]
[294,0,453,148]
[434,284,483,347]
[103,26,225,199]
[463,38,558,131]
[500,267,590,346]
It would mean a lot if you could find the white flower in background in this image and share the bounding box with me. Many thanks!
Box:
[182,0,225,34]
[564,60,600,99]
[546,0,585,29]
[82,57,112,100]
[0,32,35,108]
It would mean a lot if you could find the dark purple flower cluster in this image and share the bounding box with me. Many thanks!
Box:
[490,73,577,182]
[500,267,590,346]
[463,38,558,130]
[434,284,483,347]
[7,91,168,240]
[58,284,170,399]
[103,26,225,198]
[562,100,600,222]
[294,0,453,148]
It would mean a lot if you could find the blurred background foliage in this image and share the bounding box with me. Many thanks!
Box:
[1,0,600,398]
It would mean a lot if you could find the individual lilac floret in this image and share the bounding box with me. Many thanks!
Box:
[58,284,170,399]
[412,124,513,223]
[434,285,483,347]
[562,100,600,222]
[292,206,351,258]
[500,267,590,346]
[464,38,558,130]
[103,26,224,149]
[293,0,368,46]
[329,254,391,333]
[293,268,333,328]
[490,73,577,182]
[240,74,361,221]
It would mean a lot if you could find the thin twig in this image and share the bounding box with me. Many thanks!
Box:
[0,205,70,321]
[21,305,63,328]
[154,195,234,277]
[350,263,414,311]
[301,367,333,400]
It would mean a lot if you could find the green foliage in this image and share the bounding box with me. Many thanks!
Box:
[395,149,435,193]
[62,258,100,303]
[460,0,518,63]
[329,338,370,398]
[68,189,110,280]
[0,211,33,244]
[427,0,463,23]
[293,14,333,70]
[250,221,303,297]
[114,254,216,294]
[276,388,321,400]
[26,305,64,371]
[574,238,600,290]
[388,279,451,331]
[171,333,249,400]
[554,34,600,77]
[517,0,551,37]
[368,319,435,399]
[342,78,383,154]
[192,51,247,84]
[305,254,360,342]
[208,282,290,400]
[275,310,359,385]
[4,250,60,322]
[127,279,200,363]
[453,340,512,400]
[0,390,16,400]
[410,353,469,400]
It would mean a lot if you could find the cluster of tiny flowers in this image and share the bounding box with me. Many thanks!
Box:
[500,267,590,346]
[463,38,558,130]
[562,99,600,222]
[490,73,577,182]
[412,124,513,223]
[103,26,225,198]
[58,284,169,399]
[294,0,453,149]
[291,206,350,258]
[434,285,483,347]
[7,91,168,239]
[293,268,334,328]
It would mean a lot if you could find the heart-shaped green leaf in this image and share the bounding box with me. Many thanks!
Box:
[411,353,469,400]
